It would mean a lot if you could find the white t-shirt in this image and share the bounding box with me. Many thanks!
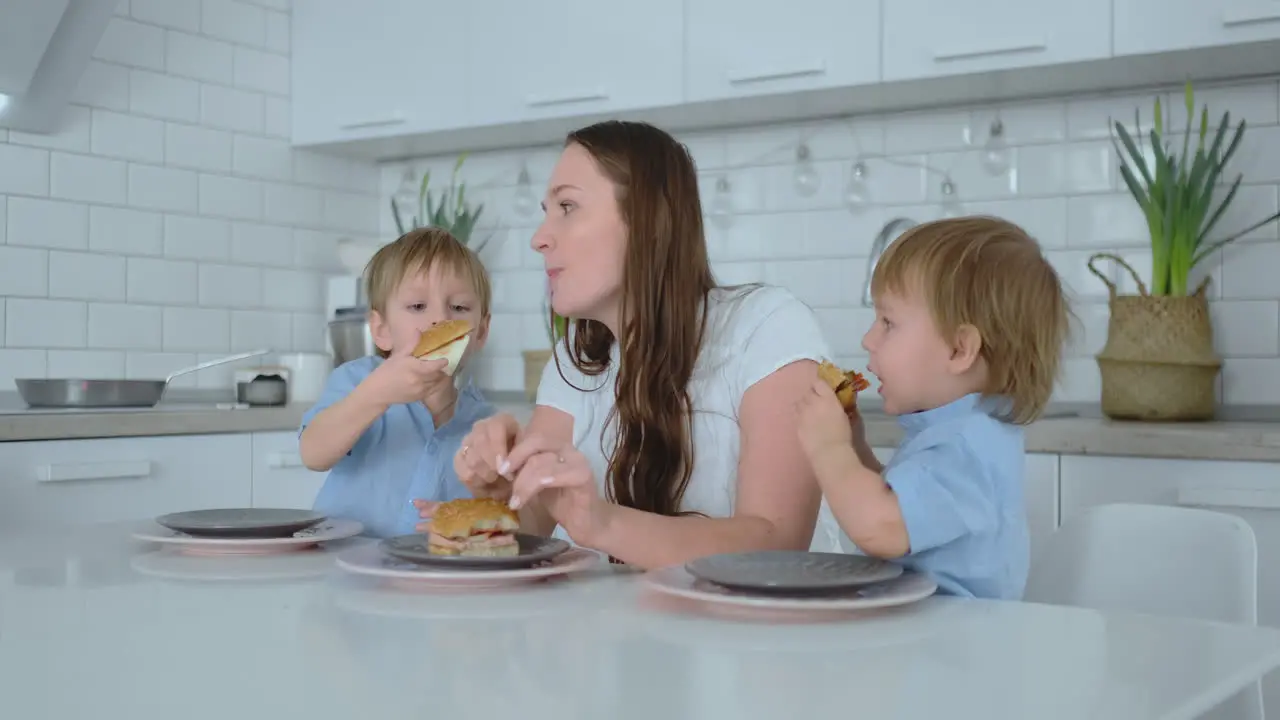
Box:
[535,284,842,551]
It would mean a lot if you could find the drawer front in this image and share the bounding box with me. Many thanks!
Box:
[251,431,325,510]
[0,434,252,531]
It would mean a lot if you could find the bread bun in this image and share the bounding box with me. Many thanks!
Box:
[411,320,473,376]
[818,360,871,410]
[428,497,519,539]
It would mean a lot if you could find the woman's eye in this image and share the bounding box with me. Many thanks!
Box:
[560,201,574,214]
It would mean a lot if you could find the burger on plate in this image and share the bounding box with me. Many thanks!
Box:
[426,497,520,557]
[818,360,871,411]
[412,319,472,376]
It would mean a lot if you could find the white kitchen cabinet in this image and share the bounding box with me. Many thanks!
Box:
[0,434,252,531]
[250,431,325,510]
[684,0,880,103]
[882,0,1112,82]
[1115,0,1280,56]
[292,0,471,145]
[1059,455,1280,713]
[464,0,684,126]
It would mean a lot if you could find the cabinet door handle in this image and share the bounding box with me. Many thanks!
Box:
[525,90,609,108]
[728,62,827,85]
[267,452,305,469]
[38,461,152,483]
[1177,486,1280,510]
[934,39,1047,63]
[339,115,406,130]
[1223,4,1280,26]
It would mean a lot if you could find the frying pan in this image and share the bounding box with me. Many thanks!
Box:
[14,350,271,409]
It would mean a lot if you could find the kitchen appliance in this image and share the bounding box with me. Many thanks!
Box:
[16,350,270,408]
[234,367,289,407]
[327,275,375,366]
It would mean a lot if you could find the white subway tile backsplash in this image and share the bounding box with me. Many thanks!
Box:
[0,246,48,296]
[49,251,127,301]
[89,207,164,256]
[0,145,50,196]
[126,352,198,385]
[91,110,165,162]
[50,152,128,205]
[6,298,87,348]
[264,11,290,54]
[72,61,131,112]
[163,307,230,351]
[232,134,293,180]
[233,47,289,96]
[264,97,291,139]
[130,70,201,122]
[164,123,233,171]
[261,268,322,311]
[7,198,89,250]
[88,303,163,350]
[165,31,236,84]
[199,174,264,219]
[231,222,294,266]
[264,183,322,225]
[0,349,46,387]
[94,18,166,71]
[230,309,290,349]
[202,0,268,47]
[163,215,231,260]
[47,350,127,380]
[131,0,201,32]
[127,257,198,304]
[199,264,263,307]
[200,84,265,134]
[129,164,199,212]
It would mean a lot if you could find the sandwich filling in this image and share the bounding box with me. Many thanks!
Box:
[426,498,521,557]
[818,360,871,410]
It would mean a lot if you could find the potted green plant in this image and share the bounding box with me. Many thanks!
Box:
[522,292,570,402]
[1092,80,1280,420]
[391,153,494,253]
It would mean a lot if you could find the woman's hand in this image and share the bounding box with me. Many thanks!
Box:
[504,434,613,546]
[453,413,522,502]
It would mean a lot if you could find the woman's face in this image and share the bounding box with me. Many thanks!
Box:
[530,143,627,327]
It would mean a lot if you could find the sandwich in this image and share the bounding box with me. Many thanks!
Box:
[426,497,521,557]
[818,360,871,411]
[412,319,472,376]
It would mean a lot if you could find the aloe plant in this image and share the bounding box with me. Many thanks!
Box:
[1111,80,1280,296]
[391,153,493,254]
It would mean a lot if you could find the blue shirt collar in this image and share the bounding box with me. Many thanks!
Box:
[898,392,1004,433]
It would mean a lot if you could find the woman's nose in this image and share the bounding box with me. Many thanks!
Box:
[530,223,552,252]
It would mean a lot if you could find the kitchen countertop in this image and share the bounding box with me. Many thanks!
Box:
[3,520,1279,720]
[6,388,1280,463]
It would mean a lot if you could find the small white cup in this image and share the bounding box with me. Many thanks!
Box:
[277,352,332,404]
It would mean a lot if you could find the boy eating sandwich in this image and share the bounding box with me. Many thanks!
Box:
[298,227,495,538]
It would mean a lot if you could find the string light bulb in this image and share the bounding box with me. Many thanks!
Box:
[708,175,734,229]
[981,117,1011,176]
[939,177,965,218]
[844,160,872,213]
[792,142,821,197]
[512,162,537,218]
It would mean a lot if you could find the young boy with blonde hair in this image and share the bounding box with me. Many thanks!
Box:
[797,216,1071,599]
[299,227,494,537]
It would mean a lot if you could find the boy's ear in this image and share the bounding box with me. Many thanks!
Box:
[369,309,394,354]
[948,323,983,374]
[470,314,491,350]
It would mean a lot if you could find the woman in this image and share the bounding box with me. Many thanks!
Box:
[432,120,836,568]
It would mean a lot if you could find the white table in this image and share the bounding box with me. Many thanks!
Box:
[1,521,1278,720]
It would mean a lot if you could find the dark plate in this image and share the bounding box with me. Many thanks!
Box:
[379,533,570,570]
[685,550,904,594]
[155,509,327,539]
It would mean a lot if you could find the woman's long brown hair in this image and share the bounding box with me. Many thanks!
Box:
[555,120,716,518]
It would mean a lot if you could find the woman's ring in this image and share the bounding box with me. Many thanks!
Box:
[557,454,565,464]
[461,445,470,458]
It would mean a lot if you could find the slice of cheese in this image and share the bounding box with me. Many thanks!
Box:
[423,334,471,376]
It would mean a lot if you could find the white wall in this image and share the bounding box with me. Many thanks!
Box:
[382,77,1280,405]
[0,0,381,390]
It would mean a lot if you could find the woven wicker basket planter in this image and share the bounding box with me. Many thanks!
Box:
[1088,253,1222,422]
[522,349,553,403]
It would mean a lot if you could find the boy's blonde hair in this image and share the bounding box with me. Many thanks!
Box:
[364,227,492,359]
[870,216,1071,425]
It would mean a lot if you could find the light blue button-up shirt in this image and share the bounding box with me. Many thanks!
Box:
[883,392,1029,600]
[299,356,494,538]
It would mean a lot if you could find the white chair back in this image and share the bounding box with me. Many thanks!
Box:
[1025,502,1261,720]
